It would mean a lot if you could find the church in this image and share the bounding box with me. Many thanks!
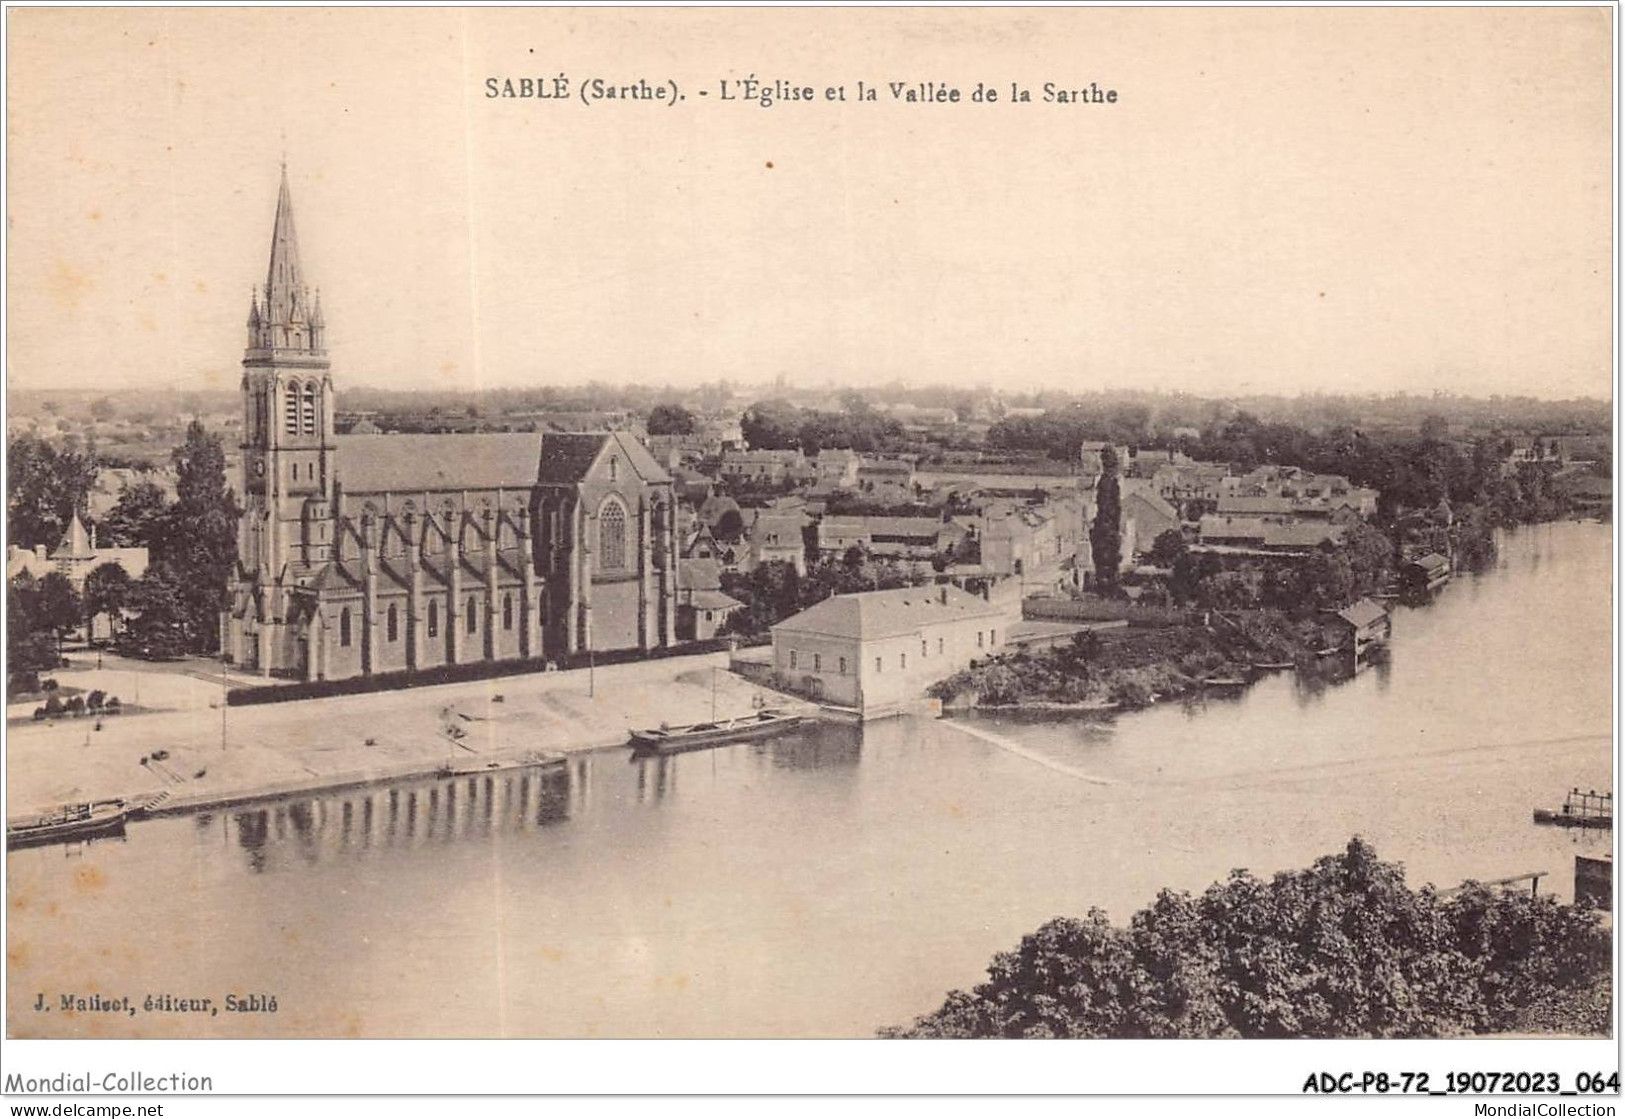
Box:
[222,169,681,680]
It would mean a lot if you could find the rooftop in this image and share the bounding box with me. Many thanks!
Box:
[773,584,1005,641]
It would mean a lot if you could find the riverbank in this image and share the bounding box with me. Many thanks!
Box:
[929,609,1334,712]
[4,650,811,821]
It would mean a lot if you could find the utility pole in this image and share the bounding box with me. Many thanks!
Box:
[220,650,228,751]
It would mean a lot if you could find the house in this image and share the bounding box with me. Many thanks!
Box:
[744,508,808,575]
[1152,463,1233,520]
[816,516,956,568]
[675,557,745,640]
[814,448,861,488]
[11,512,151,641]
[1198,515,1346,553]
[720,449,803,485]
[1399,553,1451,596]
[855,457,916,501]
[1327,597,1391,670]
[770,583,1014,718]
[1126,448,1190,479]
[1120,482,1181,553]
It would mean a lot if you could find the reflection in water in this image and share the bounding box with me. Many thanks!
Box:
[230,767,573,872]
[753,722,862,771]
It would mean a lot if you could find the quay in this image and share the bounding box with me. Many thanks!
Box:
[5,650,809,822]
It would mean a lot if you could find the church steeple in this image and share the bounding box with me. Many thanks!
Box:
[254,164,319,353]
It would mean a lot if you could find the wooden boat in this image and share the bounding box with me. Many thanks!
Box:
[7,799,128,849]
[1251,660,1294,671]
[630,709,805,754]
[1201,676,1250,691]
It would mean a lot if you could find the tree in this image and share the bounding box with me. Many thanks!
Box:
[101,480,171,548]
[154,420,242,652]
[646,403,697,436]
[886,838,1610,1039]
[89,397,116,421]
[118,564,191,659]
[740,400,803,450]
[1089,448,1122,587]
[713,508,745,542]
[7,575,60,691]
[82,562,133,627]
[32,571,82,657]
[7,434,99,549]
[1148,529,1187,568]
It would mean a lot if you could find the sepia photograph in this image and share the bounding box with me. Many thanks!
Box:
[1,2,1617,1100]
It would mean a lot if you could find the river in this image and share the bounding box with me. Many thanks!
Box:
[6,520,1612,1038]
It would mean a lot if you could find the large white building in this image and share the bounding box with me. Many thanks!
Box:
[770,584,1015,718]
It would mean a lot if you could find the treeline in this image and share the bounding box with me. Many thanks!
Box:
[991,408,1598,526]
[884,838,1610,1039]
[741,398,906,454]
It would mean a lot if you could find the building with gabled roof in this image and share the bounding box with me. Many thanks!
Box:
[222,168,679,681]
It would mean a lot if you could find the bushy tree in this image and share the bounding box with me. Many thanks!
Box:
[32,571,82,652]
[117,564,191,659]
[740,400,803,450]
[7,434,99,549]
[7,575,61,690]
[646,403,697,435]
[101,480,171,548]
[1148,529,1187,568]
[884,838,1610,1039]
[82,562,133,626]
[155,421,241,652]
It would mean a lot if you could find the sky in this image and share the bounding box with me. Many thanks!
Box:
[5,7,1614,401]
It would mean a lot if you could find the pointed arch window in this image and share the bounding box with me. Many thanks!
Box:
[301,383,317,435]
[502,594,513,631]
[284,381,301,435]
[599,497,628,571]
[428,600,439,638]
[387,604,399,643]
[467,596,478,634]
[339,607,352,647]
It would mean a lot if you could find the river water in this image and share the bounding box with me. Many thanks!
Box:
[6,521,1612,1038]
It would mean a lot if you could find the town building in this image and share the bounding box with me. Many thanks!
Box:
[743,507,809,574]
[855,457,917,501]
[816,515,962,569]
[8,513,150,642]
[814,448,861,488]
[770,583,1014,717]
[221,168,680,681]
[674,557,745,640]
[719,448,803,485]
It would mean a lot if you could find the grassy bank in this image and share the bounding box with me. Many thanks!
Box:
[931,611,1331,710]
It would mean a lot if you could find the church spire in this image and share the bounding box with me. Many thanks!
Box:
[265,164,304,324]
[257,164,318,352]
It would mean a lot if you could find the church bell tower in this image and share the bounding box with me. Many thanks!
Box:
[229,164,335,672]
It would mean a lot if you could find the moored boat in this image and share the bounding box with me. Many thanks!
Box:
[7,800,129,849]
[630,709,805,754]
